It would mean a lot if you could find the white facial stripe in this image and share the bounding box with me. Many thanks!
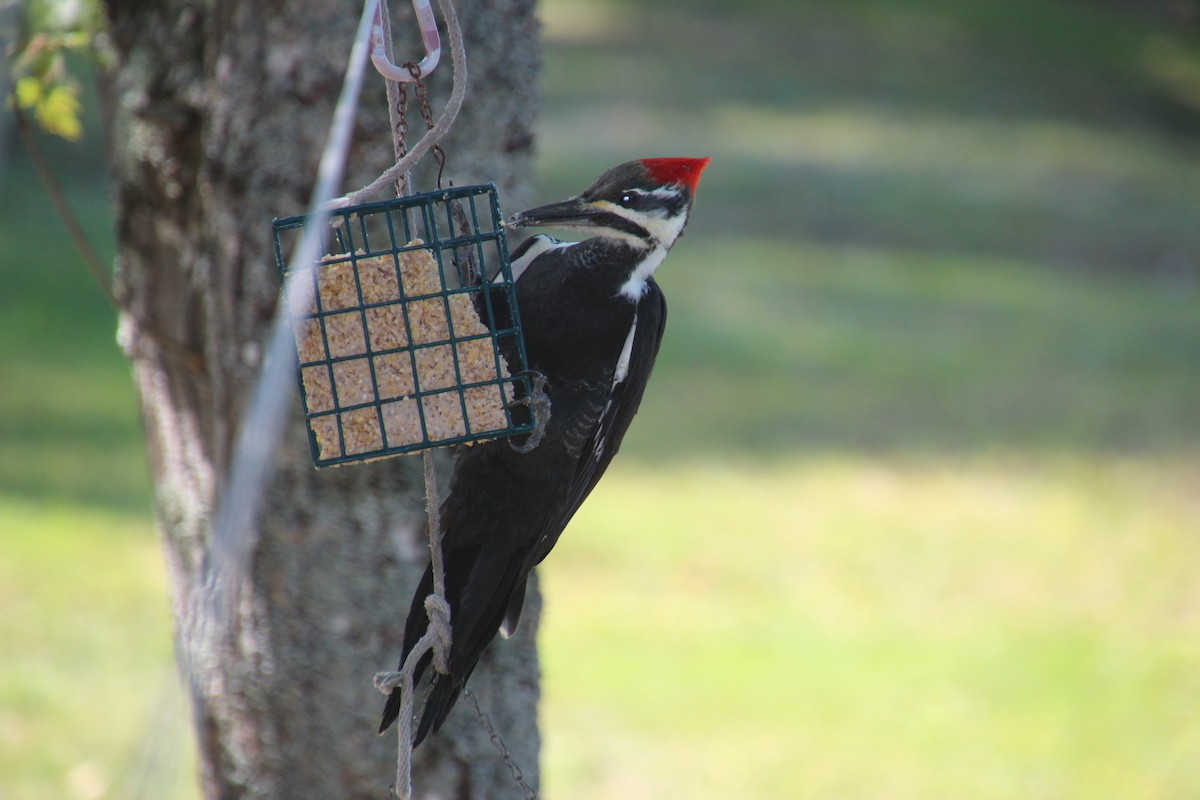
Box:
[582,222,646,247]
[592,198,688,250]
[640,211,687,249]
[516,188,689,300]
[633,186,685,203]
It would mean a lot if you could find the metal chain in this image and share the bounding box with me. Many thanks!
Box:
[463,688,539,800]
[390,81,411,197]
[406,61,448,188]
[395,83,410,158]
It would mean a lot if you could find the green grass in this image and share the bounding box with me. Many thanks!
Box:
[2,463,1197,799]
[3,0,1200,796]
[0,116,145,512]
[537,0,1200,272]
[0,499,194,800]
[541,459,1200,800]
[638,238,1200,457]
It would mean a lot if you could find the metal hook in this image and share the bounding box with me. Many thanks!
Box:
[371,0,442,82]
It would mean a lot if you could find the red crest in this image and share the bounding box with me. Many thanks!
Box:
[639,157,711,194]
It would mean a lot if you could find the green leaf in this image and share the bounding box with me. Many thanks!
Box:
[9,0,110,140]
[13,76,44,109]
[35,83,84,142]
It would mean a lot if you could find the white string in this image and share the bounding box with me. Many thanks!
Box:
[173,0,526,795]
[422,451,453,675]
[334,0,468,208]
[364,5,538,790]
[365,5,461,795]
[373,451,453,800]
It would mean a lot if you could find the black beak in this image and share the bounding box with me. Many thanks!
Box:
[506,197,600,229]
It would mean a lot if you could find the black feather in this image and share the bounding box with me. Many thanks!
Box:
[380,229,675,744]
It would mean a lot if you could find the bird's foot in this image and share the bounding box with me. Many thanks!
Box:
[507,370,550,454]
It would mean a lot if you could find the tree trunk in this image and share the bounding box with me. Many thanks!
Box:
[96,1,541,797]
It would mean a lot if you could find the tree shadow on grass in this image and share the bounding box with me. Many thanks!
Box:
[622,235,1200,462]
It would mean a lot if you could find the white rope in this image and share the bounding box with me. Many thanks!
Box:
[422,451,453,675]
[373,451,454,800]
[334,0,468,208]
[356,5,535,798]
[364,5,461,796]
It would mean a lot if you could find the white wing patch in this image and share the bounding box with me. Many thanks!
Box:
[508,234,573,282]
[590,313,639,461]
[613,312,638,388]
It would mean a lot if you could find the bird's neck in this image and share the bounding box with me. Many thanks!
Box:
[617,241,669,301]
[575,228,678,302]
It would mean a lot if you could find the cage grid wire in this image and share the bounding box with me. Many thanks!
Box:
[273,184,536,467]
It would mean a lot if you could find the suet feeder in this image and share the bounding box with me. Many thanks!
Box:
[273,184,536,467]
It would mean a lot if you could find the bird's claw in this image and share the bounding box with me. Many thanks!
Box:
[507,370,550,454]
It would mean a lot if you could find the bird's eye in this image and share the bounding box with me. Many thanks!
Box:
[619,193,633,206]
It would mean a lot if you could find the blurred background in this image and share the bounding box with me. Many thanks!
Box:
[3,0,1200,797]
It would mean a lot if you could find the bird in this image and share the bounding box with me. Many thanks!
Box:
[379,156,711,745]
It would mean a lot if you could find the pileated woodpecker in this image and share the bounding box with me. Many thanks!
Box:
[380,157,710,744]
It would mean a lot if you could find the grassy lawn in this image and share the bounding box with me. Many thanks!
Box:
[0,499,195,800]
[543,459,1200,799]
[3,0,1200,797]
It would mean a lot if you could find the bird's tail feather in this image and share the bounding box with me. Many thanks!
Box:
[378,565,437,735]
[379,685,404,735]
[378,536,530,742]
[378,668,466,747]
[414,673,466,746]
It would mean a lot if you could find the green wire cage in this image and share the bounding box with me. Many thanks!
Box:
[273,184,536,467]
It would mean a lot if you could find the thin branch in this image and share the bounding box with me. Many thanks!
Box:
[10,94,116,307]
[10,88,207,373]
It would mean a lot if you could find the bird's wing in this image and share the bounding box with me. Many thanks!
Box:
[536,280,668,567]
[499,284,666,639]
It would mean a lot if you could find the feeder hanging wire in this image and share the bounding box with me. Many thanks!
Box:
[336,0,468,209]
[354,2,475,799]
[356,3,538,797]
[197,0,380,666]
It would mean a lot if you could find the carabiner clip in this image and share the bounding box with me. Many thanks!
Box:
[371,0,441,82]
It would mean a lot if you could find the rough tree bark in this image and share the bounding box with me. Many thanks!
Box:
[96,1,541,797]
